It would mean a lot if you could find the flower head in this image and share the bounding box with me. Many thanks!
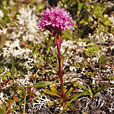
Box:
[38,7,73,33]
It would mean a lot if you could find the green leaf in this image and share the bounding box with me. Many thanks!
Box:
[69,0,77,7]
[74,83,94,98]
[44,89,61,98]
[77,2,83,15]
[0,104,6,111]
[104,26,109,33]
[62,0,67,4]
[16,89,23,96]
[87,44,99,52]
[105,76,114,80]
[103,17,111,26]
[85,50,92,57]
[37,51,45,63]
[5,72,11,77]
[74,83,89,93]
[94,84,114,96]
[62,30,72,40]
[0,109,4,114]
[9,106,18,113]
[98,55,108,65]
[66,87,73,97]
[94,3,104,18]
[111,27,114,33]
[46,36,52,55]
[50,85,58,93]
[63,47,68,55]
[87,86,93,98]
[34,81,53,88]
[36,3,45,11]
[59,92,88,114]
[82,111,87,114]
[85,44,99,57]
[80,19,86,24]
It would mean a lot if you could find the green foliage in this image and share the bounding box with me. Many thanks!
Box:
[85,43,99,57]
[60,0,113,38]
[34,81,54,88]
[94,3,104,18]
[111,27,114,33]
[62,0,67,4]
[74,83,93,98]
[60,83,114,113]
[36,3,45,11]
[98,55,108,66]
[44,89,62,98]
[0,0,14,26]
[103,17,111,26]
[44,84,77,110]
[60,92,88,114]
[0,104,6,114]
[94,84,114,95]
[62,30,73,40]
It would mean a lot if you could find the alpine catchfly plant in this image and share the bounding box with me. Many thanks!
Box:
[38,7,73,99]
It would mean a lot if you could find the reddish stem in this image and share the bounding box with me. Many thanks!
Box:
[54,34,65,98]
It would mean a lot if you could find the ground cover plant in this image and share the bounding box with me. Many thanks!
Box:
[0,0,114,114]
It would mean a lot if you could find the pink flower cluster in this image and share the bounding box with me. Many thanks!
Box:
[38,7,73,32]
